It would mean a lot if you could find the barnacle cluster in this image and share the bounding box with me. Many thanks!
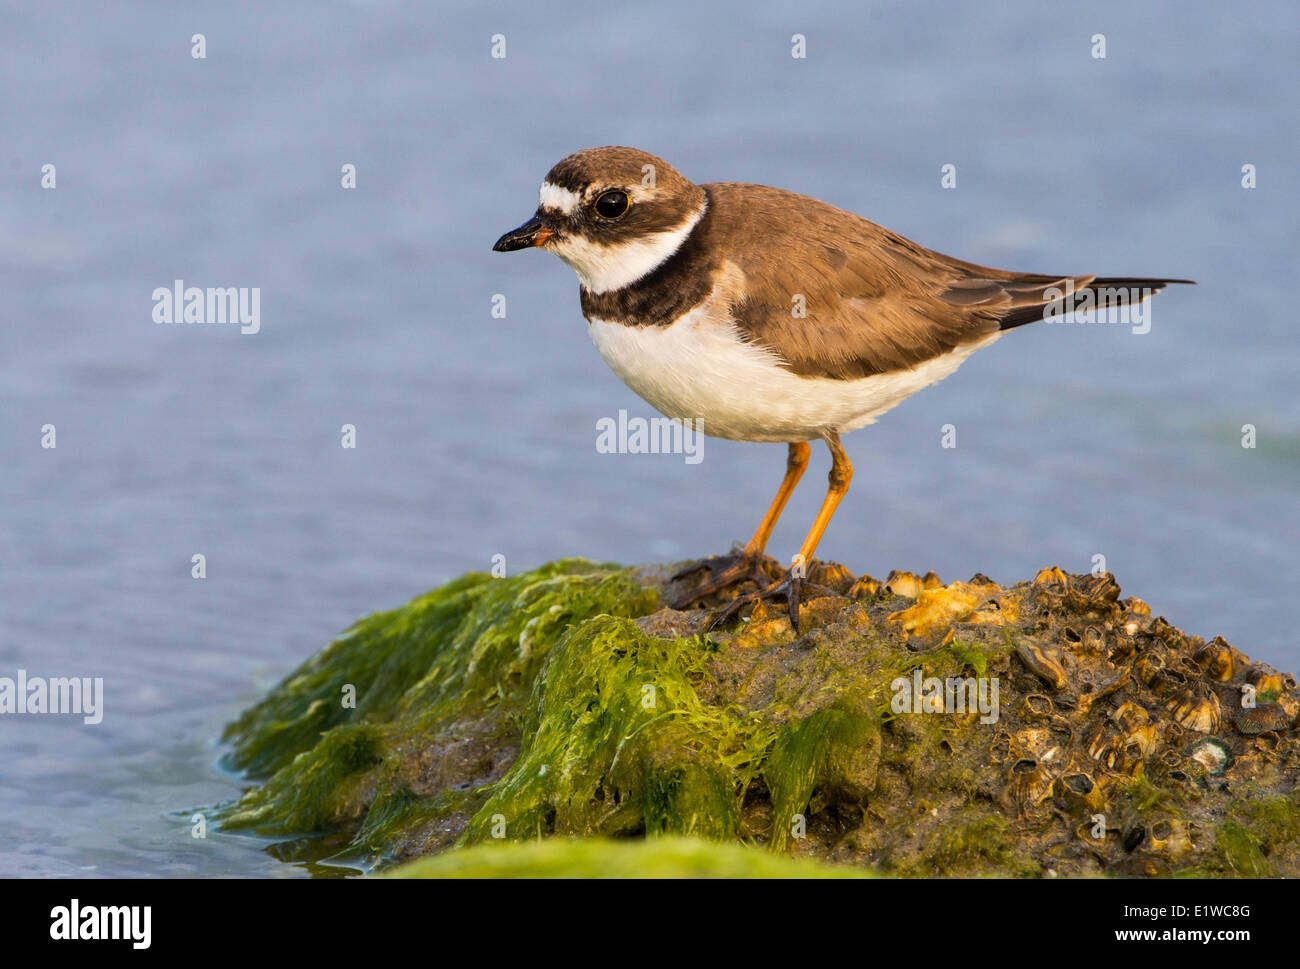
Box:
[860,564,1300,875]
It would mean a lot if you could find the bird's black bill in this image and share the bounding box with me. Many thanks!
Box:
[492,216,549,252]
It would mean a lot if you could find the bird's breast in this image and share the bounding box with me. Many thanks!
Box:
[586,292,999,443]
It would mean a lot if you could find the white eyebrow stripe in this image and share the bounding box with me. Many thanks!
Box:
[539,181,582,215]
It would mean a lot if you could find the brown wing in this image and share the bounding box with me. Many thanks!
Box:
[704,182,1189,380]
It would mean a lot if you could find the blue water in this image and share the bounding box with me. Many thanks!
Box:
[1,0,1296,876]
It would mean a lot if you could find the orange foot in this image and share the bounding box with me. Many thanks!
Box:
[709,570,804,633]
[670,548,780,609]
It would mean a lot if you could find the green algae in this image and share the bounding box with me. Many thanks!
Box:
[1230,795,1300,849]
[219,560,659,839]
[222,723,384,833]
[924,815,1031,875]
[383,835,873,878]
[456,613,881,852]
[1121,770,1172,814]
[1196,793,1300,877]
[461,618,754,844]
[1214,821,1272,877]
[939,639,997,679]
[764,693,879,853]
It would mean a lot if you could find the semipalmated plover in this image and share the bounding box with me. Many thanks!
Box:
[493,147,1192,630]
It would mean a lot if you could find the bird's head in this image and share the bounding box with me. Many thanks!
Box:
[492,146,706,294]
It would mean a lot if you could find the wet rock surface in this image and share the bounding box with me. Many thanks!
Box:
[216,559,1300,877]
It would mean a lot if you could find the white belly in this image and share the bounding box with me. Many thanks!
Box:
[588,308,998,443]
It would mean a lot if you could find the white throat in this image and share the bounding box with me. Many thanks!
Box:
[549,201,706,295]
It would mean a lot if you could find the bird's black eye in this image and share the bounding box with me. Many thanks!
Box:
[594,190,630,220]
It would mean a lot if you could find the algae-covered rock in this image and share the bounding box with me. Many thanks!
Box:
[216,558,1300,877]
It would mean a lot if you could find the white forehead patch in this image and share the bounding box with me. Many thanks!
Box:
[539,181,582,215]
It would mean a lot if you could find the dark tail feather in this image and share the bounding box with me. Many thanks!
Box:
[998,277,1195,331]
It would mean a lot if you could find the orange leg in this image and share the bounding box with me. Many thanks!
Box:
[743,441,811,555]
[791,431,852,574]
[714,431,853,632]
[672,441,811,607]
